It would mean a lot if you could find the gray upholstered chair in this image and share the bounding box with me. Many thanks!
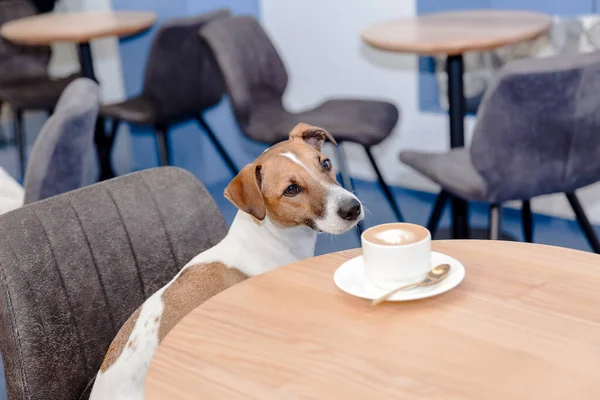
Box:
[0,0,79,179]
[23,78,100,205]
[100,9,235,171]
[401,51,600,252]
[200,16,403,226]
[0,166,227,400]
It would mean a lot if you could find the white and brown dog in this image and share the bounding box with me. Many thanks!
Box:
[89,123,363,400]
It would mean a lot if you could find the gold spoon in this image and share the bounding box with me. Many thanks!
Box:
[370,264,451,307]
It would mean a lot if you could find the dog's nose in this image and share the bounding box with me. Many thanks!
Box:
[337,198,361,221]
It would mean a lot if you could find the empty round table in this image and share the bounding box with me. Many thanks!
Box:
[1,11,156,180]
[145,241,600,399]
[362,11,552,239]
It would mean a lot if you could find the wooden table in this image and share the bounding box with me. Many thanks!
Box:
[362,11,552,240]
[146,241,600,399]
[1,11,156,181]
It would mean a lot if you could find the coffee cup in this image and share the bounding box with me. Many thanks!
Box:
[361,223,431,289]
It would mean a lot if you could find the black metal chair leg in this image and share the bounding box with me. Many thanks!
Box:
[154,123,171,166]
[427,190,450,238]
[521,200,533,243]
[365,146,404,222]
[489,203,502,240]
[0,102,8,147]
[96,117,117,181]
[13,109,25,180]
[335,143,363,236]
[108,119,120,150]
[196,114,238,176]
[565,192,600,253]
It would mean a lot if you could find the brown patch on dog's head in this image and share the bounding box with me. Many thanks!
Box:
[288,122,337,150]
[225,123,362,232]
[224,163,266,221]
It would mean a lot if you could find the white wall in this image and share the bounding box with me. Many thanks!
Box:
[260,0,600,223]
[51,0,127,104]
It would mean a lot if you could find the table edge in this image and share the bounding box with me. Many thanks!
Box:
[0,11,157,45]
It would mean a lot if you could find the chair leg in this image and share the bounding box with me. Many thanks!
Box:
[365,146,404,222]
[489,203,502,240]
[334,143,363,236]
[13,109,25,180]
[154,123,170,166]
[521,200,533,243]
[195,114,238,176]
[565,192,600,253]
[108,119,120,151]
[427,190,450,238]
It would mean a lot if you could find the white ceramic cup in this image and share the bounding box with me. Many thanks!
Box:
[361,223,432,289]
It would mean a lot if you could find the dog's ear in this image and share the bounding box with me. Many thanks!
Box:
[224,163,266,221]
[289,122,336,150]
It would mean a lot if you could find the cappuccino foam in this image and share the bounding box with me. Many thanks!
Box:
[362,223,429,246]
[374,229,416,245]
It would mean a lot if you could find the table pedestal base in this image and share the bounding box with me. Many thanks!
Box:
[77,42,116,181]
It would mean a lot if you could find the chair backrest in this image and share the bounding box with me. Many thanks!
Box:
[29,0,57,13]
[0,0,50,84]
[470,51,600,202]
[0,167,228,400]
[200,15,289,129]
[142,9,230,122]
[23,78,99,205]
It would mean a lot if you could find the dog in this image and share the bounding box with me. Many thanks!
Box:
[89,123,363,400]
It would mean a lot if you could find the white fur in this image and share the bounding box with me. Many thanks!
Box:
[316,184,362,234]
[90,151,362,400]
[89,211,318,400]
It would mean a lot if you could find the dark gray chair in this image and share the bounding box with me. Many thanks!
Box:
[401,51,600,252]
[100,9,236,172]
[200,15,403,225]
[23,78,100,205]
[0,0,79,179]
[0,166,227,400]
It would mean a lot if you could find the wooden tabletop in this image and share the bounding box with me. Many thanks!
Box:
[146,241,600,399]
[362,10,552,56]
[0,11,156,45]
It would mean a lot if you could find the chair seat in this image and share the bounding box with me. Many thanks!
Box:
[400,148,488,201]
[100,95,159,125]
[246,99,399,146]
[0,73,79,110]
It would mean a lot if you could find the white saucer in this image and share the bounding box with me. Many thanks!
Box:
[333,252,465,301]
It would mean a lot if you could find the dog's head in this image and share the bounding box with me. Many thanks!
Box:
[225,123,363,234]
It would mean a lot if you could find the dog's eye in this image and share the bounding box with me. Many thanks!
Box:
[322,159,332,171]
[283,184,301,197]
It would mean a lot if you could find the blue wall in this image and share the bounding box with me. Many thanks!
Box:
[112,0,264,186]
[417,0,600,113]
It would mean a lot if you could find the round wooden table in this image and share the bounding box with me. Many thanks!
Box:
[362,11,552,240]
[146,241,600,399]
[0,11,156,181]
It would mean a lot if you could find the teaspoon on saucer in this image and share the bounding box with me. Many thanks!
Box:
[370,263,451,306]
